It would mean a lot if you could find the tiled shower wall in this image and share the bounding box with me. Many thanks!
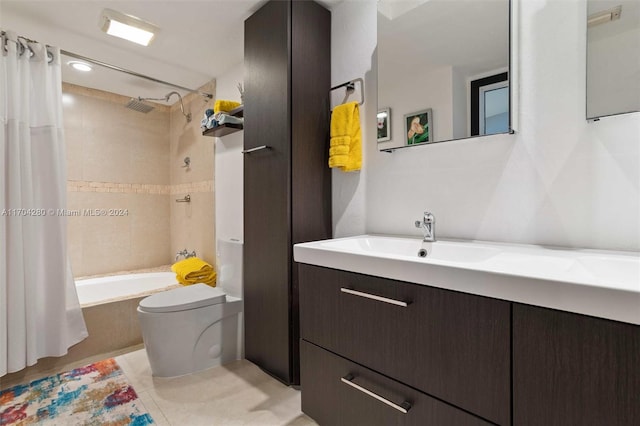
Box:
[63,81,218,277]
[63,83,171,277]
[169,82,216,265]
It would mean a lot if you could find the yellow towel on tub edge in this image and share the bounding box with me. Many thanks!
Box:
[176,273,216,287]
[329,102,361,172]
[172,257,217,286]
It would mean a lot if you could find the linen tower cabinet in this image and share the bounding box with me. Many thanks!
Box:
[243,0,332,385]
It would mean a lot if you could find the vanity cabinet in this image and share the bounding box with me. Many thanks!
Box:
[299,264,640,425]
[513,304,640,426]
[299,264,511,425]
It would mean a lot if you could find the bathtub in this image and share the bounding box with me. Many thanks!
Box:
[4,271,180,383]
[69,272,178,369]
[76,272,179,307]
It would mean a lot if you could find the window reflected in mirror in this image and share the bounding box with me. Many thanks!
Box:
[471,72,509,136]
[377,0,511,151]
[586,0,640,119]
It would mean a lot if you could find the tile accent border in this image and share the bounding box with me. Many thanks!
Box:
[170,181,213,194]
[68,180,213,195]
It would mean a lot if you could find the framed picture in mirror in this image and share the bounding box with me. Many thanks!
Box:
[377,107,391,142]
[405,109,432,145]
[377,0,511,151]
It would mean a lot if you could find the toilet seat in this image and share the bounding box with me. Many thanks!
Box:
[139,283,226,313]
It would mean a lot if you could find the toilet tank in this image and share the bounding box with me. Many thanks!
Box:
[216,239,243,299]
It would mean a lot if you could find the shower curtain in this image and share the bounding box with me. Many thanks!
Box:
[0,31,87,377]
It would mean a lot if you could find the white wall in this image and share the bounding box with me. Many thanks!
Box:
[214,62,244,243]
[332,0,640,252]
[331,0,377,237]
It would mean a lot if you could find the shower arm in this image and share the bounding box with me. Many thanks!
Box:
[138,91,192,122]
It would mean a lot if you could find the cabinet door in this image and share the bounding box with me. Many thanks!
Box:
[244,0,292,384]
[301,340,492,426]
[513,304,640,425]
[290,0,332,385]
[299,265,511,425]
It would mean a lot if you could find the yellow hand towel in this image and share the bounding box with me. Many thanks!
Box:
[214,100,241,114]
[329,102,361,172]
[172,257,217,287]
[328,136,351,167]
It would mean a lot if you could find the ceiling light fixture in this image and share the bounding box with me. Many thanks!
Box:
[68,61,92,72]
[99,8,159,46]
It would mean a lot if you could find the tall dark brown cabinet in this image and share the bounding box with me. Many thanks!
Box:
[243,0,331,385]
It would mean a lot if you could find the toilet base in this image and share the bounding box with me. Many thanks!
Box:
[137,297,243,378]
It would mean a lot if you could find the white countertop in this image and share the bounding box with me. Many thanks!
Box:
[293,235,640,325]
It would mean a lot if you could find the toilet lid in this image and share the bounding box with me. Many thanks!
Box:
[139,284,226,313]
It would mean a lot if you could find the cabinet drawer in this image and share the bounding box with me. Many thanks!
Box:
[301,340,492,426]
[299,264,510,425]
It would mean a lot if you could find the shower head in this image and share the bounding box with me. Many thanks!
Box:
[125,98,155,113]
[135,91,192,122]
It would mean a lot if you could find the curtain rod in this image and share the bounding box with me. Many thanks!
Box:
[2,30,213,99]
[61,50,213,99]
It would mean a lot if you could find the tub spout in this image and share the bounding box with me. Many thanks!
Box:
[176,249,197,261]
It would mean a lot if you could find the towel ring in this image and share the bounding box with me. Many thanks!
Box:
[330,78,364,111]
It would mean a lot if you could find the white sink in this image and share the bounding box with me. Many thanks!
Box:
[294,235,640,325]
[483,253,579,280]
[318,236,500,263]
[316,235,420,256]
[575,256,640,290]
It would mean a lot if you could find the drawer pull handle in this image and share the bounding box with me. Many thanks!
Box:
[341,374,411,414]
[340,288,408,307]
[242,145,270,154]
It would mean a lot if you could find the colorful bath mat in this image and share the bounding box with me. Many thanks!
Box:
[0,358,154,425]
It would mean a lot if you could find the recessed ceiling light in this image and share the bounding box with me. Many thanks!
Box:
[68,61,92,72]
[99,8,159,46]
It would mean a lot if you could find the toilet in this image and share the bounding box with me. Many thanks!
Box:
[137,239,243,377]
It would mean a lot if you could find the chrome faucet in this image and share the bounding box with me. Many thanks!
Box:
[175,249,197,261]
[415,211,436,242]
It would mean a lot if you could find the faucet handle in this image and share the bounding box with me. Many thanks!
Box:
[175,248,190,261]
[414,220,422,228]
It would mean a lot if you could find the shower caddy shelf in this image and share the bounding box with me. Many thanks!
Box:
[202,105,244,138]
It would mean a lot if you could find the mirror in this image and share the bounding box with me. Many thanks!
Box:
[587,0,640,119]
[377,0,511,151]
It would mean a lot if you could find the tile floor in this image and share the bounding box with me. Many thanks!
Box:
[1,346,318,426]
